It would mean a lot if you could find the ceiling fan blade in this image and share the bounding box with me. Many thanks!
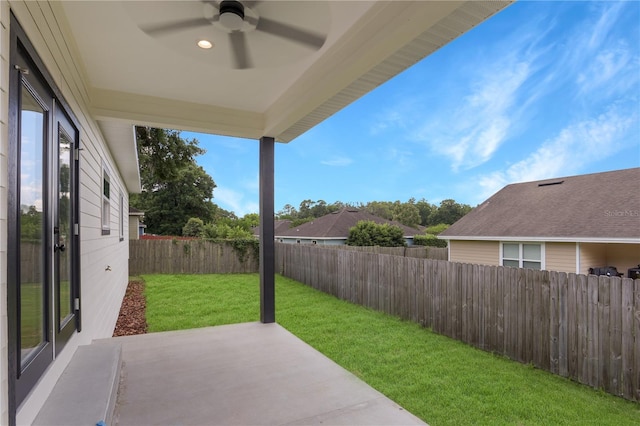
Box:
[256,17,325,50]
[229,31,252,69]
[141,17,213,36]
[201,0,220,8]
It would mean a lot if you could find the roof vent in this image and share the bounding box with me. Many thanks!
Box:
[538,180,564,187]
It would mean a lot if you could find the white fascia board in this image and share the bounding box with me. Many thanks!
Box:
[440,236,640,244]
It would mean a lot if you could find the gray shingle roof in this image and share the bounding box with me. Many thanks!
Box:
[277,209,420,238]
[440,168,640,241]
[253,220,292,236]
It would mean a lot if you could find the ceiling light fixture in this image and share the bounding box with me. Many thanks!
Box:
[197,40,213,49]
[219,0,245,31]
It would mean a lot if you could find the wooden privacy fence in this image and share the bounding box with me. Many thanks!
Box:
[129,241,447,275]
[316,244,448,260]
[129,239,258,275]
[276,243,640,402]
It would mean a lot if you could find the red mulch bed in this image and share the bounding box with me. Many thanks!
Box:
[140,235,198,240]
[113,279,148,337]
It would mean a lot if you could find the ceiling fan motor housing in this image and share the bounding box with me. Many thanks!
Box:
[220,1,245,18]
[220,1,245,31]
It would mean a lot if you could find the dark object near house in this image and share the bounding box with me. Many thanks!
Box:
[628,265,640,279]
[589,266,624,277]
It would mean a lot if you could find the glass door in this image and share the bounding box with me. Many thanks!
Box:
[54,107,79,351]
[18,81,51,373]
[14,70,55,405]
[9,28,81,407]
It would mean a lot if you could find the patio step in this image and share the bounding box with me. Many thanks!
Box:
[33,343,122,426]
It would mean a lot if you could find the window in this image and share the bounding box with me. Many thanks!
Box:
[502,243,543,270]
[102,168,111,235]
[119,193,125,241]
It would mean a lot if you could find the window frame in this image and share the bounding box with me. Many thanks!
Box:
[101,166,111,235]
[500,242,545,270]
[119,192,125,241]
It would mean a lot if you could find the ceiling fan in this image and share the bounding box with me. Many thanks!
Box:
[139,0,327,70]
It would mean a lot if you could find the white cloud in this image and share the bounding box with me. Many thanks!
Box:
[416,59,531,171]
[586,1,625,50]
[386,147,414,169]
[475,107,637,201]
[214,186,258,217]
[370,98,421,136]
[554,1,639,101]
[321,156,353,167]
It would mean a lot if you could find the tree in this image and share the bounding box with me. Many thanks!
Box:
[238,213,260,230]
[363,201,393,220]
[182,217,204,237]
[20,205,43,241]
[346,220,406,247]
[203,222,253,239]
[415,198,436,226]
[131,128,217,235]
[277,204,297,219]
[135,127,204,187]
[425,223,449,235]
[428,199,472,225]
[392,200,421,228]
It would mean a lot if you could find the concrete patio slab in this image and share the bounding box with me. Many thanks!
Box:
[95,322,426,425]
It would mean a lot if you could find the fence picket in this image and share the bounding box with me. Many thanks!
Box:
[130,241,640,402]
[621,278,634,398]
[562,273,573,378]
[550,272,560,374]
[609,277,622,396]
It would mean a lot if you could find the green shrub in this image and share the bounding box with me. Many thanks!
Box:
[425,223,449,235]
[413,233,447,247]
[346,220,406,247]
[182,217,204,237]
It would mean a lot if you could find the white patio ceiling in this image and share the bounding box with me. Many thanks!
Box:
[49,1,511,189]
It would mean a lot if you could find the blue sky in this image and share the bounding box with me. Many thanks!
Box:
[183,1,640,217]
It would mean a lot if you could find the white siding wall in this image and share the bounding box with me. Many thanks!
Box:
[1,1,10,423]
[2,2,131,424]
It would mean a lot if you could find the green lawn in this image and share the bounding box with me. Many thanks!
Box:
[144,273,640,425]
[20,282,44,350]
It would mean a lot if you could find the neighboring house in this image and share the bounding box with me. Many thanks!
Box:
[0,1,510,424]
[439,168,640,276]
[128,207,146,240]
[277,208,421,246]
[252,220,293,239]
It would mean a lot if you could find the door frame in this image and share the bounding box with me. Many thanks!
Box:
[7,12,82,422]
[53,105,81,354]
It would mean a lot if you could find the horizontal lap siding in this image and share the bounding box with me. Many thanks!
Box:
[1,1,10,423]
[449,240,499,266]
[9,2,131,424]
[545,242,577,273]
